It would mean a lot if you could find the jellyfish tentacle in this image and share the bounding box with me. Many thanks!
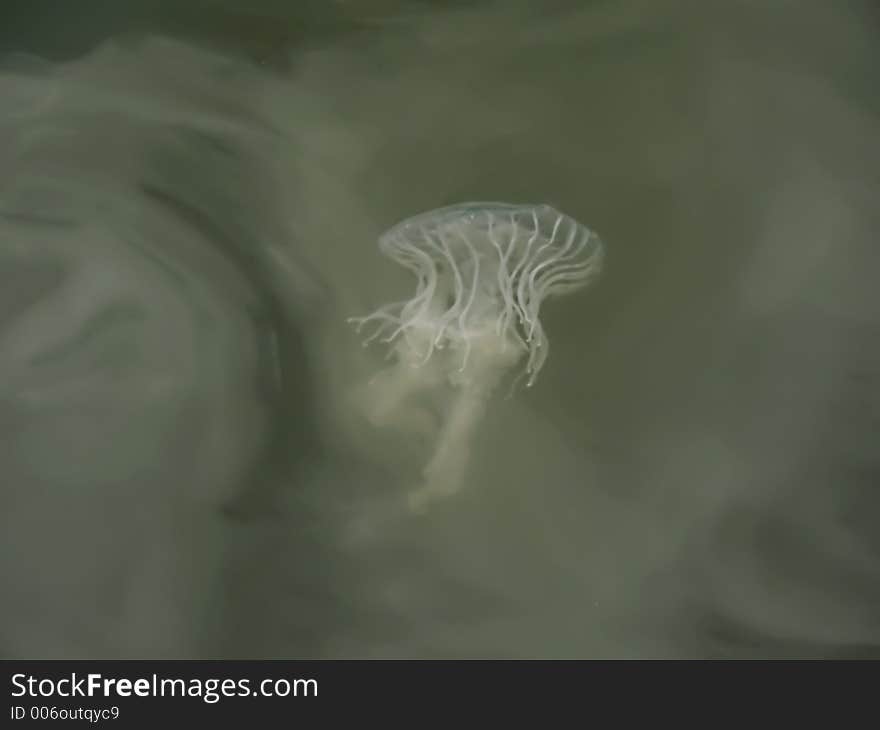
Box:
[516,211,565,339]
[347,300,407,345]
[508,208,541,329]
[486,212,510,337]
[381,241,439,347]
[515,216,555,332]
[525,317,549,385]
[493,211,522,340]
[531,231,603,309]
[534,242,602,298]
[455,228,481,372]
[524,220,583,338]
[429,226,465,346]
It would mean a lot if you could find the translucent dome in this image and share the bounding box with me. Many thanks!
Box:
[350,202,604,386]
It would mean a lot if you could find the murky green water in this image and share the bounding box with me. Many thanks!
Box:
[1,0,878,658]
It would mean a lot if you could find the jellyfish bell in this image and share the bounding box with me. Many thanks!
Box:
[349,202,604,511]
[355,203,604,385]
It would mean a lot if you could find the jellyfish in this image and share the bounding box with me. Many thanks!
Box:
[349,202,604,511]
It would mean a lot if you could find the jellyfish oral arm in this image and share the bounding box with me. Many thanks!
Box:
[352,336,447,432]
[408,379,490,512]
